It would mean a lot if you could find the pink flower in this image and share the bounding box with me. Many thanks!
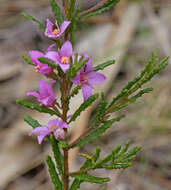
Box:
[27,80,56,107]
[52,41,73,72]
[45,19,71,40]
[29,118,69,144]
[29,44,57,75]
[71,55,106,101]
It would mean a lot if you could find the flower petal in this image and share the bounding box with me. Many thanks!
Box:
[38,80,49,97]
[46,44,56,53]
[48,119,59,128]
[40,96,55,107]
[29,50,44,66]
[37,134,47,144]
[45,51,60,63]
[87,72,106,85]
[58,63,70,73]
[29,126,50,144]
[58,120,69,129]
[60,41,73,57]
[60,21,71,34]
[81,54,92,73]
[45,19,53,36]
[81,84,92,101]
[54,128,65,140]
[29,126,49,136]
[71,73,81,84]
[26,91,40,99]
[39,64,52,75]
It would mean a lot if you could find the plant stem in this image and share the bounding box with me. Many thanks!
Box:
[62,74,69,190]
[63,1,70,188]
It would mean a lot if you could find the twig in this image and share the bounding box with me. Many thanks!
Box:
[79,0,108,17]
[69,127,91,149]
[69,167,90,176]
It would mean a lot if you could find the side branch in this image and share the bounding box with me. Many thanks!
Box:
[68,127,91,149]
[79,0,108,17]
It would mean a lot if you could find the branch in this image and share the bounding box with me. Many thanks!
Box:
[79,0,108,17]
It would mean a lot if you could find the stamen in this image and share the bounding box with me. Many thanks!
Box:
[35,65,40,72]
[80,75,88,84]
[53,29,60,35]
[50,124,57,131]
[61,57,69,65]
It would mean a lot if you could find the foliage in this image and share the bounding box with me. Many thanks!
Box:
[69,94,99,123]
[16,99,59,116]
[50,0,64,26]
[93,60,115,72]
[46,155,62,190]
[80,0,120,18]
[24,115,41,129]
[18,0,169,190]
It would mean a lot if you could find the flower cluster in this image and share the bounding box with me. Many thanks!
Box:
[27,19,106,144]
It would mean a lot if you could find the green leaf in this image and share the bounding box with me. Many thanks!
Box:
[80,0,120,18]
[46,155,62,190]
[22,53,34,66]
[16,99,58,116]
[67,0,76,20]
[50,136,64,177]
[70,151,96,190]
[92,145,122,169]
[103,163,131,169]
[70,5,81,43]
[92,146,101,163]
[101,185,107,190]
[93,60,115,72]
[69,93,99,123]
[22,12,45,31]
[109,88,153,113]
[67,84,82,100]
[58,140,68,148]
[90,93,107,128]
[38,57,58,69]
[92,142,141,170]
[72,115,125,148]
[50,0,64,26]
[70,179,83,190]
[108,53,168,110]
[67,55,89,80]
[24,115,40,129]
[71,173,110,184]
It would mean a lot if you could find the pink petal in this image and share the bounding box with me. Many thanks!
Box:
[58,63,70,73]
[45,51,60,63]
[46,44,56,53]
[58,120,69,129]
[54,128,65,140]
[38,80,49,97]
[81,54,92,73]
[29,50,44,65]
[48,119,59,129]
[71,73,81,84]
[39,64,52,75]
[87,72,106,85]
[29,126,49,136]
[37,134,47,144]
[60,41,73,57]
[40,96,55,107]
[26,91,40,99]
[45,19,53,36]
[81,84,92,101]
[60,21,71,34]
